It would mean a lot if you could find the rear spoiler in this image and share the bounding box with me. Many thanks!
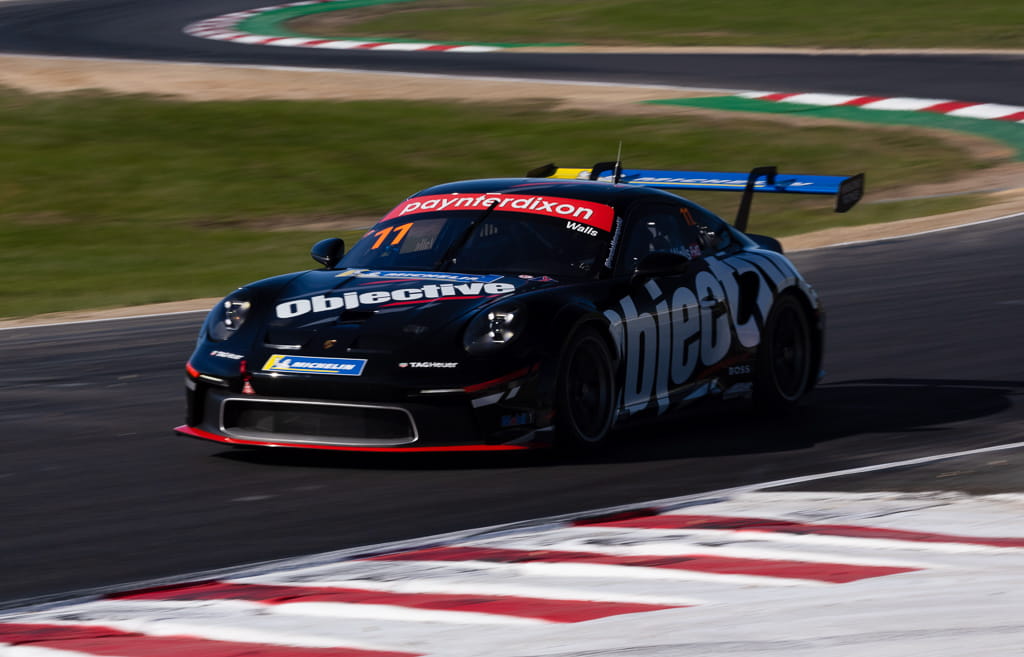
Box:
[526,162,864,233]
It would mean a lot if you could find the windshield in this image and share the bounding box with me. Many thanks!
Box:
[339,208,614,281]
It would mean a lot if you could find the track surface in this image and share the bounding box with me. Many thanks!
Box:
[2,216,1021,605]
[0,0,1023,104]
[1,0,1023,610]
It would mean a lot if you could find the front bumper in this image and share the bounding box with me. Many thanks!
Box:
[176,365,553,452]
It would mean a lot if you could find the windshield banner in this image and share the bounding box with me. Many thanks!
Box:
[383,193,615,232]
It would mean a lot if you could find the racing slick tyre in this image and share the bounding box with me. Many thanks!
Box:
[555,327,617,448]
[753,294,814,414]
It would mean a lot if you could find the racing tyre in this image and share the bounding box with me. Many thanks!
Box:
[754,294,813,413]
[555,328,617,448]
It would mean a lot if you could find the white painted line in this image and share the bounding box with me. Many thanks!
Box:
[465,533,938,568]
[791,210,1023,252]
[8,613,407,652]
[0,308,208,332]
[234,573,704,606]
[6,446,1024,622]
[271,601,543,625]
[713,441,1024,499]
[337,558,826,587]
[11,209,1015,331]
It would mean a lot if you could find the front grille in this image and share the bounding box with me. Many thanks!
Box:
[221,397,417,447]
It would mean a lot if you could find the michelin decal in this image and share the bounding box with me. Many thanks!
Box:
[263,355,367,376]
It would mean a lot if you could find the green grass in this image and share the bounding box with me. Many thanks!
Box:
[0,88,1008,317]
[283,0,1024,49]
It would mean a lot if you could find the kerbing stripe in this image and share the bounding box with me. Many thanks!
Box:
[921,100,976,113]
[737,91,1024,122]
[365,546,917,583]
[573,513,1024,549]
[0,622,419,657]
[109,581,682,623]
[183,3,503,53]
[947,103,1024,120]
[840,95,887,106]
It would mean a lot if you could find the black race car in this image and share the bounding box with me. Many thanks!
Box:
[176,163,863,452]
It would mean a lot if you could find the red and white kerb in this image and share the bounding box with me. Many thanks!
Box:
[382,194,616,233]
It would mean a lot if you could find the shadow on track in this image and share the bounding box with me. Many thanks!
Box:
[213,378,1020,470]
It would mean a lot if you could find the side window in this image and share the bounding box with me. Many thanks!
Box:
[686,203,734,254]
[619,203,703,271]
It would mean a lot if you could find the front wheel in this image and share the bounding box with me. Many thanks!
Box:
[555,328,617,448]
[753,294,814,413]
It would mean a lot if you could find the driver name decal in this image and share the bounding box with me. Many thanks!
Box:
[566,220,599,237]
[276,282,516,319]
[383,194,614,232]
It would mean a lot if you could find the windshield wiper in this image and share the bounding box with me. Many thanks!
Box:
[433,200,500,271]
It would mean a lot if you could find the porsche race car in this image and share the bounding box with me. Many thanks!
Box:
[176,163,863,452]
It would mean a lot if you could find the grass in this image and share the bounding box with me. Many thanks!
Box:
[282,0,1024,49]
[0,87,1008,317]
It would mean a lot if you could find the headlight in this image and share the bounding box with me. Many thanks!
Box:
[207,292,252,342]
[463,304,526,355]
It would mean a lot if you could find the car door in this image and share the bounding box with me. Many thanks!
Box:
[691,202,800,353]
[603,201,734,418]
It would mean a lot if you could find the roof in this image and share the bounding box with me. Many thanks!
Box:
[411,178,685,209]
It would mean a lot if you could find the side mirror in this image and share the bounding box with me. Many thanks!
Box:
[632,251,690,282]
[311,237,345,268]
[748,234,784,254]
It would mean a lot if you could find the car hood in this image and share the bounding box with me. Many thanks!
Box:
[261,268,537,349]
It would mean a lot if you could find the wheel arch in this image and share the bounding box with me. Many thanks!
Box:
[767,285,824,398]
[533,303,621,418]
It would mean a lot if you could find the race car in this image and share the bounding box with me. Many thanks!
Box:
[176,162,863,452]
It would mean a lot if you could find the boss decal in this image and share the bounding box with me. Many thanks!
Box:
[382,194,615,232]
[263,354,367,376]
[276,282,516,319]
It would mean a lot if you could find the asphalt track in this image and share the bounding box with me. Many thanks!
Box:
[0,0,1023,105]
[0,0,1023,610]
[2,216,1022,606]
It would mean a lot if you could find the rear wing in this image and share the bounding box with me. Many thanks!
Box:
[526,162,864,233]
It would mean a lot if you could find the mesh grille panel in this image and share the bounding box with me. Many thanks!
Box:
[222,399,415,445]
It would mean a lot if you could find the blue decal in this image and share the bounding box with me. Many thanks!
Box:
[336,269,502,283]
[263,354,367,376]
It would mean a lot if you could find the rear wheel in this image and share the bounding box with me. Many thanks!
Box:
[555,328,617,447]
[754,294,813,412]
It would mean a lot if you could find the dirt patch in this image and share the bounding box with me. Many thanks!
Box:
[781,192,1022,251]
[0,53,698,106]
[0,53,1021,327]
[0,298,223,329]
